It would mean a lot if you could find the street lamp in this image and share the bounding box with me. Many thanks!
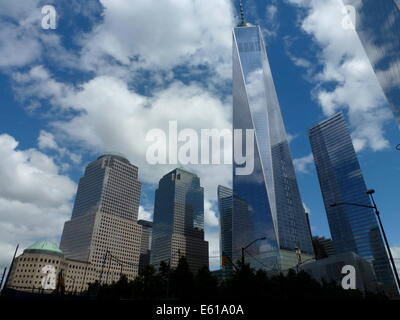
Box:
[329,189,400,292]
[241,237,267,265]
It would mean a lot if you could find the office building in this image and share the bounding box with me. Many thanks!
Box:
[6,241,97,293]
[232,6,314,271]
[150,168,208,273]
[60,153,143,284]
[312,236,335,260]
[309,113,398,295]
[300,252,379,294]
[217,186,233,272]
[138,220,153,272]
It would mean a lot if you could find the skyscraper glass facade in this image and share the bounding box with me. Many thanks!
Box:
[343,0,400,126]
[218,185,233,271]
[232,22,313,271]
[309,113,398,295]
[150,168,208,273]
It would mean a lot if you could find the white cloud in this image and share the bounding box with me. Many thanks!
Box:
[286,0,392,152]
[24,74,232,201]
[266,4,278,21]
[0,134,76,270]
[205,227,220,270]
[0,0,42,68]
[303,202,311,214]
[0,1,76,71]
[286,132,298,143]
[38,130,81,164]
[80,0,234,79]
[138,205,153,221]
[204,200,219,227]
[293,153,314,174]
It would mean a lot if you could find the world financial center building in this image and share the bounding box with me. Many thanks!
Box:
[150,169,209,274]
[60,154,143,283]
[232,19,314,271]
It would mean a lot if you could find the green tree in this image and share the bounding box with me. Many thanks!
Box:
[194,266,219,300]
[170,256,194,300]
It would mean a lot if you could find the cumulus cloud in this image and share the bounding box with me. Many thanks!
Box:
[204,200,219,227]
[0,134,76,270]
[293,153,314,174]
[38,130,81,164]
[80,0,234,79]
[138,205,153,221]
[286,0,392,152]
[0,0,77,71]
[0,0,42,68]
[17,72,232,201]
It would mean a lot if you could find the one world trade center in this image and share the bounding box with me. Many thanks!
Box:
[232,2,314,271]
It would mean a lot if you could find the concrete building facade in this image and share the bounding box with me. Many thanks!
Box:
[6,241,97,293]
[60,154,143,283]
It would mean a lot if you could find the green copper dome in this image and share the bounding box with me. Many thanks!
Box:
[24,241,64,258]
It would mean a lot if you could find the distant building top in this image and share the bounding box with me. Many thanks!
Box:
[309,112,344,131]
[164,167,198,178]
[24,241,64,258]
[176,167,197,176]
[97,152,131,164]
[138,220,153,228]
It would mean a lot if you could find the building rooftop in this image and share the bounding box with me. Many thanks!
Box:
[97,152,131,164]
[176,167,197,176]
[138,220,153,228]
[24,241,64,258]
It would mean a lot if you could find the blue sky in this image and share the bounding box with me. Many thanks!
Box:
[0,0,399,271]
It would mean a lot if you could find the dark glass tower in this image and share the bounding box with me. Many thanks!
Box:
[218,186,233,272]
[343,0,400,127]
[309,113,398,295]
[232,13,313,270]
[150,168,208,273]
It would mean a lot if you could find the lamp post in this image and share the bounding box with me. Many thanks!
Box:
[3,244,19,292]
[330,189,400,292]
[241,237,267,265]
[0,267,7,292]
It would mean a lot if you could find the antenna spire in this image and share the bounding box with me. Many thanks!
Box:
[239,0,247,26]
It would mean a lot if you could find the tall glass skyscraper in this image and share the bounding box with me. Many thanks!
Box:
[232,14,313,271]
[309,113,398,295]
[150,168,208,273]
[343,0,400,126]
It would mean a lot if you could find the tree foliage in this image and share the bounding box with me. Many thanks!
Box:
[87,258,387,301]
